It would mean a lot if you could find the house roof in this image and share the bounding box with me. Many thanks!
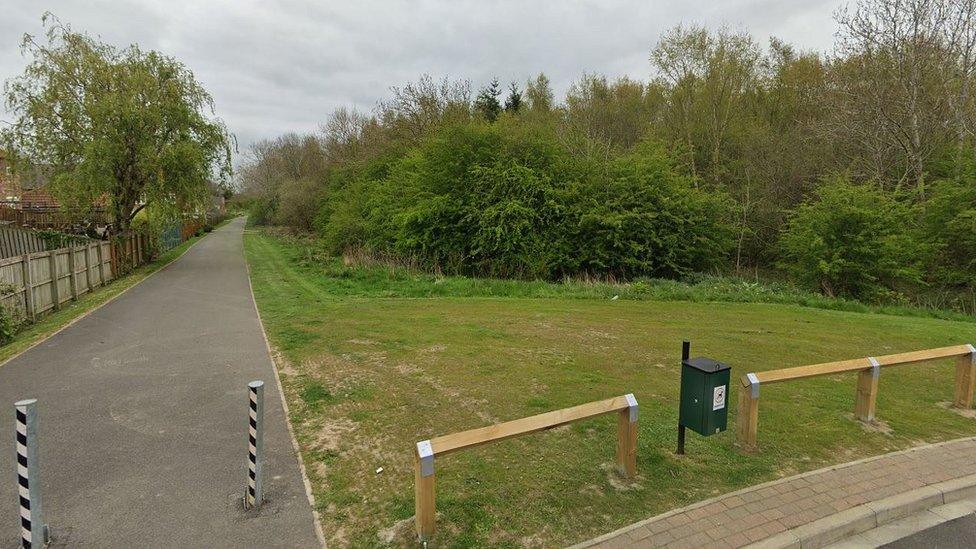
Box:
[20,188,61,210]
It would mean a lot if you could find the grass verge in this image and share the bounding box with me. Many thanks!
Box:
[245,229,976,548]
[0,221,225,366]
[261,232,975,323]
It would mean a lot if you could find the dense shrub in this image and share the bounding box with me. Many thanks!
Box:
[394,124,570,277]
[921,173,976,289]
[248,198,276,226]
[319,122,736,280]
[778,179,923,300]
[567,143,735,278]
[274,178,321,232]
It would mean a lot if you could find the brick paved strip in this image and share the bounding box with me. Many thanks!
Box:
[572,437,976,549]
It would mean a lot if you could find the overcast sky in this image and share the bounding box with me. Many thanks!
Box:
[1,1,846,163]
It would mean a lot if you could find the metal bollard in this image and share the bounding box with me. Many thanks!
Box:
[15,399,48,548]
[244,381,265,509]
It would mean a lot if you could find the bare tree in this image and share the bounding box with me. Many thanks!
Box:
[651,25,762,185]
[833,0,976,194]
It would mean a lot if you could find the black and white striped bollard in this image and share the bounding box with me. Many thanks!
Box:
[245,381,265,509]
[15,399,48,548]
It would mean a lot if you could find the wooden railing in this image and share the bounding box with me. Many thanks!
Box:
[413,394,639,541]
[736,345,976,450]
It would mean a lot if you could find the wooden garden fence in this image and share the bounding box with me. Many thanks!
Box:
[736,344,976,450]
[0,206,109,230]
[0,226,49,259]
[0,232,152,323]
[0,240,114,322]
[412,393,639,541]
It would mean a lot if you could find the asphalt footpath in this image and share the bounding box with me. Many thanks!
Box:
[0,217,321,548]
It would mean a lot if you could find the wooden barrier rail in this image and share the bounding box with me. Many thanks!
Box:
[413,393,639,541]
[736,344,976,450]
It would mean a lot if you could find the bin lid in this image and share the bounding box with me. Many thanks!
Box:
[682,357,730,373]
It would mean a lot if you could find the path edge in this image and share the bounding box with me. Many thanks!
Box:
[0,226,214,372]
[241,226,328,548]
[572,436,976,549]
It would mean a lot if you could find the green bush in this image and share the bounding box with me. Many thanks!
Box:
[921,176,976,288]
[778,179,923,300]
[396,124,569,278]
[248,198,276,226]
[566,143,736,278]
[0,305,14,346]
[274,178,321,232]
[319,122,735,280]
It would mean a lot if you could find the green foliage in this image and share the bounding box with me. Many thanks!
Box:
[1,15,232,230]
[778,179,923,300]
[919,153,976,290]
[253,229,976,322]
[0,281,19,346]
[0,305,15,346]
[248,198,276,226]
[474,78,502,122]
[238,11,976,313]
[503,82,523,113]
[319,121,735,280]
[274,178,320,232]
[36,229,89,250]
[567,142,735,278]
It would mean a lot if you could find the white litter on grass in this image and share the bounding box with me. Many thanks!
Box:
[375,467,384,474]
[611,295,619,300]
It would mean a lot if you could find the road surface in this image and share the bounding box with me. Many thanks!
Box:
[0,218,320,547]
[882,514,976,548]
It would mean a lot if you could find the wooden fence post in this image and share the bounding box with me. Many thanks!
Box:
[736,375,759,451]
[97,242,106,284]
[615,394,638,478]
[854,358,880,422]
[21,253,34,322]
[414,441,435,541]
[48,252,60,311]
[953,346,976,409]
[84,243,93,292]
[67,246,78,300]
[109,239,117,278]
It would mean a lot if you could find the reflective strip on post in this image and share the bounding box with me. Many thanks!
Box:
[867,357,881,379]
[15,399,47,548]
[417,440,434,477]
[746,373,760,399]
[625,393,638,423]
[245,381,265,509]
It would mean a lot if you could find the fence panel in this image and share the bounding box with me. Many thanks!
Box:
[0,206,110,230]
[54,250,71,306]
[0,228,165,328]
[0,226,48,259]
[29,252,54,315]
[0,256,26,320]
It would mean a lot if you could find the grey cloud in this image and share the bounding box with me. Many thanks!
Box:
[1,0,845,160]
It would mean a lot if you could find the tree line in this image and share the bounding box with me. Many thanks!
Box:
[239,0,976,312]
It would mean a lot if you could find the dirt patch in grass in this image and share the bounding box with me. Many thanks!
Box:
[937,401,976,419]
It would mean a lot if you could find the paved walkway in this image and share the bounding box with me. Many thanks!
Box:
[577,438,976,549]
[0,218,320,547]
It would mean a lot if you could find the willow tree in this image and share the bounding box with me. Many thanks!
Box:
[2,16,232,231]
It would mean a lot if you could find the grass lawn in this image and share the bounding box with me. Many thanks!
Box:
[0,221,229,367]
[244,230,976,548]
